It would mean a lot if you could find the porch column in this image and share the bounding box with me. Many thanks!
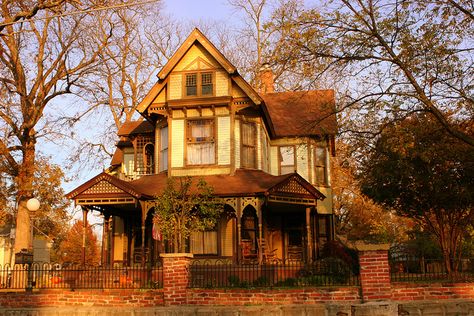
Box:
[81,207,89,266]
[257,203,263,264]
[101,213,110,266]
[236,198,242,263]
[139,201,147,266]
[306,207,313,262]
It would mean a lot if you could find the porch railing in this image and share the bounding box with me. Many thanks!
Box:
[389,255,474,282]
[189,258,360,288]
[0,262,163,290]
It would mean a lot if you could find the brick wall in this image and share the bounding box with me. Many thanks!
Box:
[392,282,474,301]
[188,287,361,305]
[161,253,192,306]
[356,243,392,302]
[0,289,164,308]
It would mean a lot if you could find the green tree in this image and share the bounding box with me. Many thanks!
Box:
[55,220,100,265]
[359,114,474,272]
[153,177,223,253]
[332,142,413,244]
[271,0,474,146]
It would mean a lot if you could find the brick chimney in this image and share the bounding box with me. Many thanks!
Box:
[259,63,274,94]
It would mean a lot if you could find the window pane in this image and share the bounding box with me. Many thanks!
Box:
[159,127,168,172]
[280,146,295,174]
[187,120,215,165]
[188,143,215,165]
[201,73,213,95]
[190,231,217,254]
[242,122,256,168]
[186,73,197,96]
[314,146,327,184]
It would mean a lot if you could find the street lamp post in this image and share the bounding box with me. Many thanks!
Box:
[25,197,40,292]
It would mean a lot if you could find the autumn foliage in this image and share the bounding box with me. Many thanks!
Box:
[56,220,100,265]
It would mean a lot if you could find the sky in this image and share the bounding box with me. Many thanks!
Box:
[163,0,235,21]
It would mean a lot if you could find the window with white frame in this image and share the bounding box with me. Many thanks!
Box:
[159,126,168,172]
[186,119,215,165]
[279,146,295,175]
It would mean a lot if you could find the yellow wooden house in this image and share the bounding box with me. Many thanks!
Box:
[67,29,337,266]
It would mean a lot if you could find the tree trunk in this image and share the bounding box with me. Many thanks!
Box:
[13,139,36,255]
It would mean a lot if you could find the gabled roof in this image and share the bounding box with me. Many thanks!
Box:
[157,28,236,79]
[262,90,337,137]
[66,172,152,200]
[137,28,263,114]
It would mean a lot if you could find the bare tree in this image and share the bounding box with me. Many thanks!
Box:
[272,0,474,146]
[0,0,112,254]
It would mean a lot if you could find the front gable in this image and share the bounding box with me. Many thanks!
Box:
[137,28,263,116]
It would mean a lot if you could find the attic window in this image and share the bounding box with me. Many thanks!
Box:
[186,73,197,96]
[185,72,214,97]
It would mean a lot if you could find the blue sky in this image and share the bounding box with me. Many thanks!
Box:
[163,0,234,21]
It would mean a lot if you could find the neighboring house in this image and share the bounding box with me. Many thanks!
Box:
[67,29,337,266]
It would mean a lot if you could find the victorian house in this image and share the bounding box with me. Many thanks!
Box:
[66,29,337,266]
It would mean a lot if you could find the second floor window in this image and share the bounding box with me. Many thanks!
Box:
[159,126,168,172]
[241,122,256,169]
[185,72,214,97]
[279,146,295,175]
[187,119,215,165]
[314,146,328,185]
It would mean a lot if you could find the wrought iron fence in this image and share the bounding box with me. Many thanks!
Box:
[389,255,474,282]
[189,258,360,288]
[0,262,163,290]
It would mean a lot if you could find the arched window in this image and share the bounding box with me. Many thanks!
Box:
[241,207,258,255]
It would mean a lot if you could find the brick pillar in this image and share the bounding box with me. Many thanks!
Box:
[356,242,391,302]
[161,253,193,306]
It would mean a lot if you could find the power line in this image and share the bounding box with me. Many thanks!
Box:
[0,0,160,28]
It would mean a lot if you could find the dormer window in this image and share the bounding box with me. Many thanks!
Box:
[185,72,214,97]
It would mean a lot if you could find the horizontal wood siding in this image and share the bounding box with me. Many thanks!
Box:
[316,187,333,214]
[218,116,231,165]
[222,218,234,256]
[169,74,182,100]
[171,167,230,177]
[171,119,184,168]
[269,146,278,175]
[231,82,246,98]
[215,70,228,97]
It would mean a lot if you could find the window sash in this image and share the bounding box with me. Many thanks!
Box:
[314,147,327,185]
[190,230,218,254]
[279,146,295,174]
[186,73,197,96]
[201,73,213,95]
[159,127,168,172]
[187,120,215,165]
[241,122,256,168]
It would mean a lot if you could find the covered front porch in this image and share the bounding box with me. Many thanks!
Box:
[67,170,332,266]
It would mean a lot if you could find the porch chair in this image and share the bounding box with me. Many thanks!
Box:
[258,238,277,263]
[241,240,257,263]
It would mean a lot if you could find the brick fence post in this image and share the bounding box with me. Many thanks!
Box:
[161,253,193,306]
[355,242,391,302]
